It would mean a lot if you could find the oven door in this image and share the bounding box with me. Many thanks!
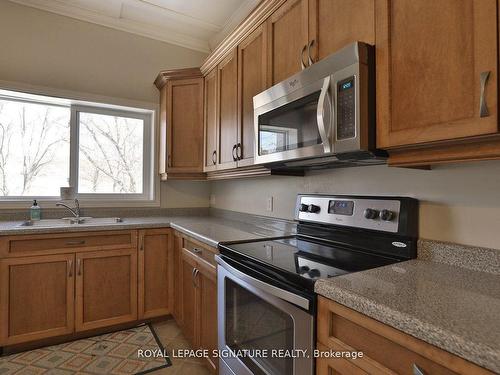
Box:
[254,76,333,165]
[216,255,314,375]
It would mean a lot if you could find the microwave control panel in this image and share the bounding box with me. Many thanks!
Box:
[336,76,356,140]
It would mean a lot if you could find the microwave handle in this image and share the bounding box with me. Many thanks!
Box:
[317,76,333,153]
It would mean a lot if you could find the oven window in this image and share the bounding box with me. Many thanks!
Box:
[225,279,294,375]
[258,91,322,156]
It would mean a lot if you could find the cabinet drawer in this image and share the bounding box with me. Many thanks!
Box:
[183,238,217,267]
[0,230,137,257]
[317,297,492,375]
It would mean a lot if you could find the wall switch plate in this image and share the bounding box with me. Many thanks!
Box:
[266,196,273,212]
[209,194,216,206]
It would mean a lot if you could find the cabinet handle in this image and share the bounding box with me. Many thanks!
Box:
[191,267,197,287]
[194,269,200,288]
[300,44,307,70]
[307,40,315,66]
[167,154,171,167]
[479,71,490,117]
[77,259,82,276]
[413,364,427,375]
[66,240,85,246]
[140,237,144,251]
[192,247,202,254]
[232,144,237,161]
[68,259,73,278]
[236,143,242,160]
[212,150,217,165]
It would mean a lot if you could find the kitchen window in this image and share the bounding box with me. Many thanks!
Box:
[0,89,155,204]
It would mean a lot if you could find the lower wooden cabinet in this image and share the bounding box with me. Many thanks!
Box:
[75,248,137,332]
[0,254,75,345]
[138,228,173,319]
[0,229,173,348]
[316,296,492,375]
[174,232,219,374]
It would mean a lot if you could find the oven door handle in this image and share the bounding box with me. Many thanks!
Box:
[317,76,333,154]
[216,255,310,310]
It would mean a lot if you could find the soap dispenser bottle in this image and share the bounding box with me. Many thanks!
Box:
[30,200,41,221]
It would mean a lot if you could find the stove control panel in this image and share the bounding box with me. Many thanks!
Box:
[295,195,414,233]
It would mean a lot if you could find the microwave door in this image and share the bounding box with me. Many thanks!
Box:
[316,76,333,154]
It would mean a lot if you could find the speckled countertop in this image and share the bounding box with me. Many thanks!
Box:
[315,252,500,373]
[0,213,295,248]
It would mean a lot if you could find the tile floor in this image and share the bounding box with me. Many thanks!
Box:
[150,319,211,375]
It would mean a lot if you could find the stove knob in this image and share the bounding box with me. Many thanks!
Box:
[380,209,394,221]
[299,203,309,212]
[308,269,321,278]
[364,208,379,219]
[307,204,321,213]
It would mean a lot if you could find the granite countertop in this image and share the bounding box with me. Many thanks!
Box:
[0,214,295,248]
[315,258,500,373]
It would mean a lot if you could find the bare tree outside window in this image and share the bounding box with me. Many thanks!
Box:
[78,112,144,194]
[0,99,70,196]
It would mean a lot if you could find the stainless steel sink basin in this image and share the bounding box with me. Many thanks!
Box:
[19,217,123,227]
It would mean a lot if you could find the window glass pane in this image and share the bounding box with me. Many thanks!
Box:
[78,112,144,194]
[0,99,70,197]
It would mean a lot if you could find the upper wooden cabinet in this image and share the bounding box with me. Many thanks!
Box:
[376,0,499,155]
[217,49,239,170]
[204,68,218,172]
[267,0,310,84]
[155,68,205,180]
[238,23,269,166]
[310,0,375,61]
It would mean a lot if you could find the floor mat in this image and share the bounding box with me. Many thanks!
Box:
[0,323,171,374]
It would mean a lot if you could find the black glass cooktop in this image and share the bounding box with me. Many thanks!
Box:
[220,236,400,282]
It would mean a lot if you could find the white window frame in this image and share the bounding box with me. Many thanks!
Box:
[0,88,157,207]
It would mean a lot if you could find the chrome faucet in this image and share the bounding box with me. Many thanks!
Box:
[56,198,81,219]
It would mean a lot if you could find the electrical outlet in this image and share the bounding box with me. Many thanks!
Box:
[266,196,273,212]
[209,194,216,206]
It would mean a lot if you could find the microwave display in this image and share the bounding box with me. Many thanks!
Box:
[337,76,355,140]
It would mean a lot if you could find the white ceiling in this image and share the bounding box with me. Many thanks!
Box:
[8,0,260,52]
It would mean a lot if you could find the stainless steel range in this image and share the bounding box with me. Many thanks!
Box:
[216,194,418,375]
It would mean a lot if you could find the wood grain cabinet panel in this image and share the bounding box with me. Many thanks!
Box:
[309,0,375,61]
[376,0,498,148]
[237,23,269,166]
[218,48,239,170]
[181,248,198,346]
[172,232,183,325]
[138,228,173,320]
[204,68,219,172]
[0,254,75,346]
[267,0,310,84]
[317,297,493,375]
[75,248,137,332]
[198,264,218,373]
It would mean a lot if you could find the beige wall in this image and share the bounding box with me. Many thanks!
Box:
[211,161,500,249]
[0,0,211,208]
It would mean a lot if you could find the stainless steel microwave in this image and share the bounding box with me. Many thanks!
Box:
[253,42,386,169]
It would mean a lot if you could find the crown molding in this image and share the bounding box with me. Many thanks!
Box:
[154,67,203,89]
[8,0,212,52]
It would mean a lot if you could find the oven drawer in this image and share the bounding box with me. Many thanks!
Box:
[0,230,137,257]
[316,297,492,375]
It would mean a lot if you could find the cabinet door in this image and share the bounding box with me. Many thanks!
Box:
[75,249,137,332]
[237,23,268,167]
[0,254,75,345]
[204,68,219,172]
[198,264,218,373]
[376,0,498,148]
[180,248,198,346]
[309,0,375,61]
[217,49,238,170]
[138,229,172,320]
[166,78,204,172]
[267,0,310,85]
[172,232,183,325]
